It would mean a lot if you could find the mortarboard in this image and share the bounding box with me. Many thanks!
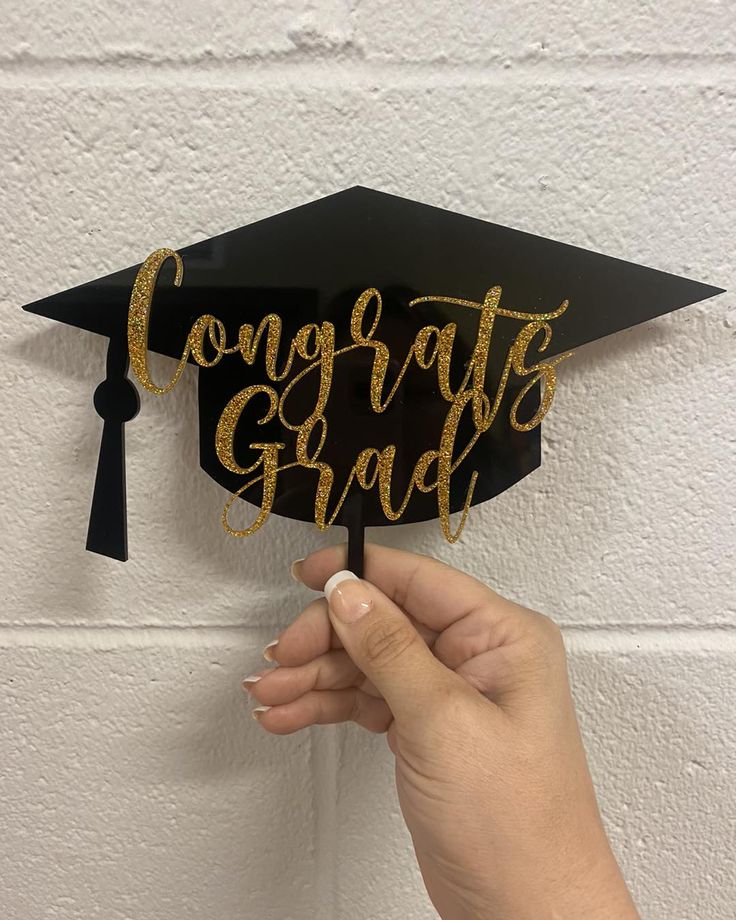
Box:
[22,186,723,575]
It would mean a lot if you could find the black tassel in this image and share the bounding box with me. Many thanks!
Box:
[86,333,140,561]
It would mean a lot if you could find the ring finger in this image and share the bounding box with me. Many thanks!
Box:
[247,648,378,707]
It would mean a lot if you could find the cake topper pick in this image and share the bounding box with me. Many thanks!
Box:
[23,187,723,575]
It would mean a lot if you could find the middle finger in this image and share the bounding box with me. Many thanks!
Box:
[248,648,371,707]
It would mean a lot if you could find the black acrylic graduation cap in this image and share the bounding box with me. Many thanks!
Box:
[23,186,723,574]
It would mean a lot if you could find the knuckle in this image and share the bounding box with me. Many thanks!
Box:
[361,617,418,668]
[532,610,563,642]
[521,610,566,664]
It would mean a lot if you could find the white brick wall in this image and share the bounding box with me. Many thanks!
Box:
[1,3,734,917]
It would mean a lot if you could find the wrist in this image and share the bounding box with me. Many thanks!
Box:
[440,837,638,920]
[503,842,639,920]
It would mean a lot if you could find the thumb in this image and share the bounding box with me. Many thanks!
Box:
[324,570,455,723]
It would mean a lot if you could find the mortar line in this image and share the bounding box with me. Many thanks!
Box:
[561,626,736,653]
[0,54,734,88]
[0,623,273,648]
[0,623,734,649]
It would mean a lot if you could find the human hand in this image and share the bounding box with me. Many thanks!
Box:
[245,544,640,920]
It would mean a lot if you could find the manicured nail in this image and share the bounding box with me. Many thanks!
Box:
[262,639,279,662]
[290,558,305,583]
[251,706,271,721]
[324,570,373,623]
[242,675,262,693]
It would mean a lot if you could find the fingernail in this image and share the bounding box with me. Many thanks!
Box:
[262,639,279,662]
[251,706,271,721]
[290,558,305,583]
[324,570,372,624]
[242,675,262,693]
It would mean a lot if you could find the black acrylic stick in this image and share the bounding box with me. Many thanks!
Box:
[86,332,140,561]
[344,490,365,578]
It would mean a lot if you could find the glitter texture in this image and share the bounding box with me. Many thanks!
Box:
[128,254,570,545]
[128,248,187,394]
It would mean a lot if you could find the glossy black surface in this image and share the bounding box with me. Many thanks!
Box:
[23,187,724,560]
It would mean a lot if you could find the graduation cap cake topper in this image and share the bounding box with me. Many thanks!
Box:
[23,187,723,575]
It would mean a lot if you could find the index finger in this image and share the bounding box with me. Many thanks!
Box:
[295,543,506,634]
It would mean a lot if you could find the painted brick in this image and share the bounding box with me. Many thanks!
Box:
[0,0,354,60]
[0,639,321,919]
[2,1,734,62]
[353,0,736,60]
[567,642,736,919]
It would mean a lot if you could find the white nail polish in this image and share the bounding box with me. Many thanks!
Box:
[242,675,262,690]
[323,570,358,601]
[251,706,271,720]
[262,639,279,662]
